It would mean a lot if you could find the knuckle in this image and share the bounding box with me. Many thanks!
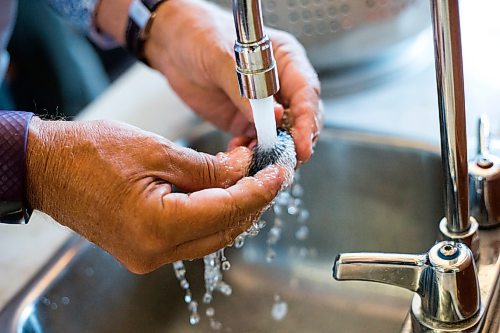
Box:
[200,153,219,186]
[255,181,278,204]
[224,194,246,226]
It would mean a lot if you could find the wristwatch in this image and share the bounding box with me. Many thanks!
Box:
[126,0,168,62]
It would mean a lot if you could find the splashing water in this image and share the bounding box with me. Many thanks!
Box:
[172,261,200,324]
[170,169,312,329]
[170,124,313,329]
[249,96,278,150]
[271,294,288,321]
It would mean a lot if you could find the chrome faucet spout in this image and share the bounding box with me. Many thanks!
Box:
[431,0,471,235]
[231,0,280,99]
[232,0,264,44]
[332,1,499,332]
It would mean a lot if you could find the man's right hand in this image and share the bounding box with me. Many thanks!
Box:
[26,118,287,274]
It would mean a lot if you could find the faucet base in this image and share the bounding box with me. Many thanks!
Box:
[439,217,480,259]
[401,227,500,333]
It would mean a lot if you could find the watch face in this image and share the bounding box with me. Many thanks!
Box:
[0,201,27,224]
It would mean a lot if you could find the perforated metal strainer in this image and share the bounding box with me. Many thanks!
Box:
[210,0,431,72]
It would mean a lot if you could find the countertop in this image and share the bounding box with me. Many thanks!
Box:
[0,0,499,313]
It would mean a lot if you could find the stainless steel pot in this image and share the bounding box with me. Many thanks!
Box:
[210,0,431,72]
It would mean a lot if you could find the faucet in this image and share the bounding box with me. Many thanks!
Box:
[332,0,500,332]
[231,0,279,100]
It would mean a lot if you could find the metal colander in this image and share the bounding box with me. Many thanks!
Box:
[209,0,431,72]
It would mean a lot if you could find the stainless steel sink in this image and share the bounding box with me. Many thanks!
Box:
[0,126,445,333]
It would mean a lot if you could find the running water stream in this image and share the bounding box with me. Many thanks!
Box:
[249,96,278,150]
[171,98,312,330]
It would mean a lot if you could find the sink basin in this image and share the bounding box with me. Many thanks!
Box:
[0,126,445,333]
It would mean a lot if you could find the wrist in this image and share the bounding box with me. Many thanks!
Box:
[142,0,187,70]
[95,0,132,45]
[26,118,68,214]
[125,0,175,65]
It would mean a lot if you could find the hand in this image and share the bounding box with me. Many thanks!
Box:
[144,0,322,163]
[26,118,287,273]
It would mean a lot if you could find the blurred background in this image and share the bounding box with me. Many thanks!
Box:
[1,0,499,128]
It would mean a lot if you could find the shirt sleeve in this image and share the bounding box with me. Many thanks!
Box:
[45,0,119,49]
[0,111,34,203]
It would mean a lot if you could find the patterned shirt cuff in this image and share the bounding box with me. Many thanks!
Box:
[0,111,34,203]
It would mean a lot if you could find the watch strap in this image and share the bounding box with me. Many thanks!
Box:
[126,0,167,63]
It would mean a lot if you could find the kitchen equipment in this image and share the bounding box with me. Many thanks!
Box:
[211,0,431,72]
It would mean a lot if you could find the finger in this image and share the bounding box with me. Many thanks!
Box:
[167,221,253,261]
[270,32,321,163]
[228,111,253,136]
[159,144,253,191]
[157,165,286,244]
[228,136,253,151]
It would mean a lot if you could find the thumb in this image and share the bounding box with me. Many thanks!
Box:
[163,145,253,192]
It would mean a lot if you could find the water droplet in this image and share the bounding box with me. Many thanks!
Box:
[203,292,213,304]
[291,184,304,197]
[266,249,276,262]
[257,219,267,229]
[234,235,245,248]
[210,320,223,330]
[298,209,310,223]
[276,192,291,205]
[271,300,288,321]
[249,229,259,237]
[287,204,299,215]
[173,261,186,279]
[50,303,58,310]
[180,279,190,289]
[218,282,233,296]
[173,261,184,269]
[184,291,192,303]
[294,198,303,205]
[295,225,309,240]
[189,313,201,325]
[222,261,231,271]
[267,226,281,245]
[188,301,198,312]
[61,297,70,305]
[273,204,283,215]
[206,307,215,317]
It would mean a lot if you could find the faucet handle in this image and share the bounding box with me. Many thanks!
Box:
[478,114,491,156]
[333,252,426,292]
[333,241,481,329]
[469,114,500,228]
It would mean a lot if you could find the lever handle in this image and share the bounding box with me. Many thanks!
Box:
[469,114,500,228]
[333,241,480,325]
[478,114,491,156]
[333,253,426,292]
